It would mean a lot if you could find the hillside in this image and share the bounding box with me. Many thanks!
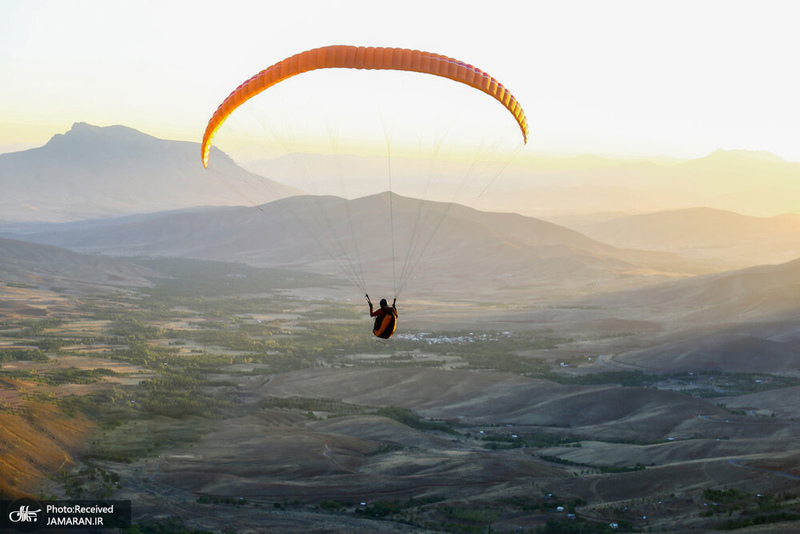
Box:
[13,192,696,301]
[582,257,800,327]
[715,386,800,419]
[615,332,800,374]
[573,207,800,269]
[0,123,298,222]
[566,258,800,373]
[263,367,730,441]
[0,237,164,294]
[0,403,94,499]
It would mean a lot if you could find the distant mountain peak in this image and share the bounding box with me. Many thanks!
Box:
[46,122,153,146]
[70,121,102,132]
[1,123,298,222]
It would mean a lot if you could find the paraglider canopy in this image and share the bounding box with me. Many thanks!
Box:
[201,45,528,169]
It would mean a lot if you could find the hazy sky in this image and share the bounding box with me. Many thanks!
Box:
[1,0,798,161]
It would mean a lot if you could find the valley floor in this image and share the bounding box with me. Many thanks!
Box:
[2,264,800,533]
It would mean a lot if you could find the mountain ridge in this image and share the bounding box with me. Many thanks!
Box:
[12,191,695,301]
[4,122,798,225]
[571,207,800,269]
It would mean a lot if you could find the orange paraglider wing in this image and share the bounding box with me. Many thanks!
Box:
[201,45,528,167]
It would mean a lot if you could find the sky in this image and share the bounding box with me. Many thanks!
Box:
[1,0,799,161]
